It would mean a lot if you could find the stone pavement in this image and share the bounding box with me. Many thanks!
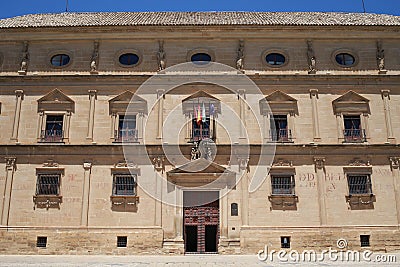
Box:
[0,254,399,267]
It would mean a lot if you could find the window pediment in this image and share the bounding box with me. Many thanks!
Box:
[37,89,75,112]
[109,91,147,115]
[259,91,298,115]
[182,91,221,116]
[332,91,370,114]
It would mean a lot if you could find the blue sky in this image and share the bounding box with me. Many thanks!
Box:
[0,0,399,19]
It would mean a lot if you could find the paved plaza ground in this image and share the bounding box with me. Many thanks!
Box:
[0,254,399,267]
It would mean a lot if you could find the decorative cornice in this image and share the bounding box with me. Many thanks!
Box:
[313,157,325,169]
[348,158,370,167]
[83,162,92,171]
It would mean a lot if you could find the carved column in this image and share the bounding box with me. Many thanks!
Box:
[314,157,327,225]
[185,114,191,141]
[336,114,344,142]
[263,114,269,140]
[154,170,162,227]
[37,111,45,142]
[220,187,229,238]
[310,89,321,142]
[381,90,395,144]
[389,157,400,225]
[156,89,165,140]
[238,89,246,139]
[175,188,183,239]
[80,162,92,227]
[1,157,16,226]
[11,90,24,142]
[86,90,97,142]
[63,111,71,143]
[137,113,144,141]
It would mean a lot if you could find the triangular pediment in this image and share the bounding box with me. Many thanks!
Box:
[332,91,370,114]
[259,91,298,115]
[37,89,75,112]
[167,158,236,188]
[109,91,147,115]
[182,91,221,115]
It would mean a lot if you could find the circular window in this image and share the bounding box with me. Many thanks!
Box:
[265,53,286,66]
[119,53,140,66]
[191,53,212,64]
[50,54,71,67]
[335,53,355,66]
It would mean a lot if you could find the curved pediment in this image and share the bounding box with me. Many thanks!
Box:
[109,91,147,115]
[37,89,75,112]
[332,91,370,114]
[259,90,298,115]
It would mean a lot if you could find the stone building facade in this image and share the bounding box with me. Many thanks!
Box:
[0,12,400,254]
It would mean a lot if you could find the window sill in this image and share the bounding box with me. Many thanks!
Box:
[110,195,139,212]
[33,195,62,210]
[268,195,298,211]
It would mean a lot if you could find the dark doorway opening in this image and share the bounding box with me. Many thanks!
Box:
[185,225,198,252]
[205,225,218,252]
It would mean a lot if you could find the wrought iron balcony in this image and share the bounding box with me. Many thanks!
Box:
[191,128,212,142]
[343,129,366,143]
[269,129,292,142]
[40,130,63,142]
[114,129,138,143]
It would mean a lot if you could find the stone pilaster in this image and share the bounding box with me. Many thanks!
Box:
[1,157,16,226]
[156,89,165,140]
[238,89,246,139]
[314,157,327,225]
[80,162,92,227]
[220,187,229,238]
[310,89,321,142]
[381,90,396,144]
[11,90,24,142]
[389,157,400,225]
[240,166,249,226]
[86,90,97,142]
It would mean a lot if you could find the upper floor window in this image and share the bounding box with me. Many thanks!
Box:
[347,174,372,195]
[343,115,366,143]
[191,53,212,64]
[270,115,292,142]
[271,175,295,195]
[115,114,137,143]
[119,53,140,66]
[265,53,286,66]
[112,174,137,196]
[50,54,70,67]
[41,115,64,142]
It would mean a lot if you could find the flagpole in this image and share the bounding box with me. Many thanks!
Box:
[361,0,366,13]
[65,0,69,12]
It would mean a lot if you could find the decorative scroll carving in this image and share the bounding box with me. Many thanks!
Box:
[153,156,165,173]
[307,40,316,74]
[90,40,99,73]
[313,157,325,170]
[236,39,244,71]
[389,157,400,170]
[348,158,370,167]
[268,195,298,211]
[5,157,16,171]
[273,159,293,167]
[110,196,139,212]
[19,41,29,74]
[157,40,166,71]
[33,195,62,210]
[83,162,92,171]
[238,157,250,173]
[114,161,137,169]
[42,160,59,168]
[345,195,375,210]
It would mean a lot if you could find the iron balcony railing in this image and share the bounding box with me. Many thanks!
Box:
[343,129,367,143]
[269,129,292,142]
[114,129,138,143]
[191,128,212,141]
[40,130,63,142]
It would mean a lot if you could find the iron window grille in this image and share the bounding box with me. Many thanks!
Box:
[36,236,47,248]
[281,236,291,248]
[117,236,127,247]
[36,174,60,195]
[271,175,295,195]
[360,235,370,247]
[347,175,372,195]
[112,174,137,196]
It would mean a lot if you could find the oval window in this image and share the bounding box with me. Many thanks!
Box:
[191,53,212,64]
[119,53,140,66]
[335,53,355,66]
[51,54,70,67]
[265,53,286,66]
